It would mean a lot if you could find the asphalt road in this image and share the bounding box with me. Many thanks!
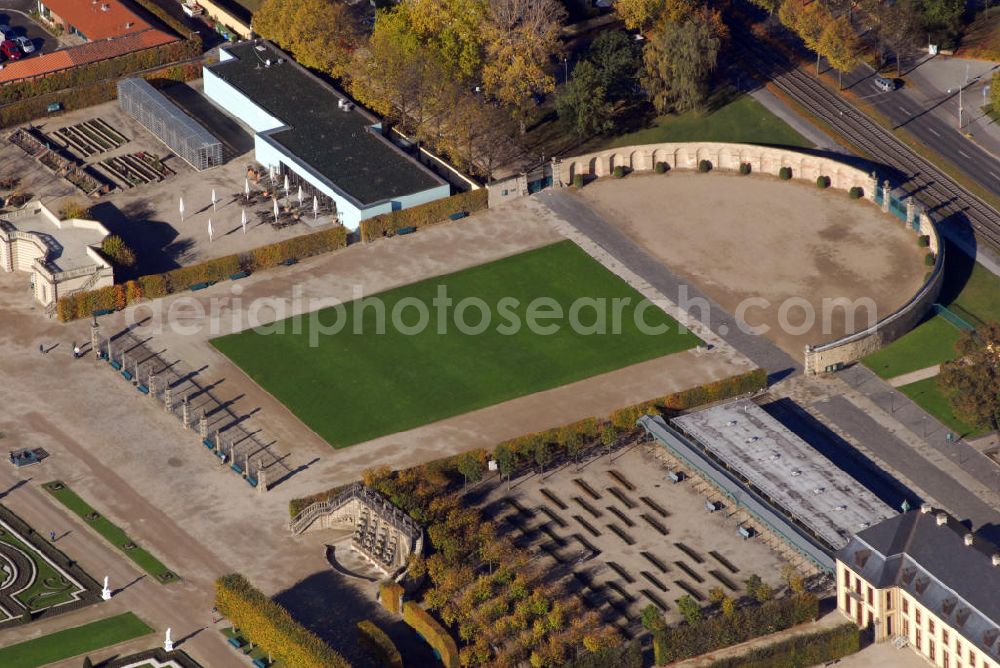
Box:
[838,62,1000,201]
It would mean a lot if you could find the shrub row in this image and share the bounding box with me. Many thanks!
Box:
[402,601,460,668]
[705,622,860,668]
[215,573,351,668]
[493,367,766,469]
[356,620,403,668]
[0,61,202,129]
[359,189,487,242]
[379,581,404,616]
[0,39,200,105]
[652,593,819,664]
[130,0,202,45]
[57,226,348,321]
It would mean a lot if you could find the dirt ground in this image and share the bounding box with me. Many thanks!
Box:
[479,441,790,634]
[578,172,928,356]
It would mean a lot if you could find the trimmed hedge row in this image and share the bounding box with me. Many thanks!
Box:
[215,573,351,668]
[379,581,404,616]
[57,226,348,321]
[402,601,459,668]
[0,61,202,129]
[359,189,487,242]
[356,621,403,668]
[705,622,860,668]
[653,593,819,664]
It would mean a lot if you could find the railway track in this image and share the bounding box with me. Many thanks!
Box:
[733,34,1000,252]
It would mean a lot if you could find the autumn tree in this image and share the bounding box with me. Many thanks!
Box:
[677,595,703,624]
[457,451,484,487]
[641,14,722,113]
[534,439,552,473]
[482,0,566,133]
[818,15,860,88]
[494,443,516,489]
[779,0,833,73]
[939,322,1000,432]
[640,603,666,631]
[254,0,361,78]
[881,0,923,75]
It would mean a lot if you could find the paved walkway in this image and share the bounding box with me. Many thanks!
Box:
[750,87,848,154]
[887,364,941,387]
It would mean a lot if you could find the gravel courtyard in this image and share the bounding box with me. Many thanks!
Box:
[577,172,928,356]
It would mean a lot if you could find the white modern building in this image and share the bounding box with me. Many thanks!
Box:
[202,40,450,231]
[0,201,113,307]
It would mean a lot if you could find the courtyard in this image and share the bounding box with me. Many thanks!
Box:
[477,440,790,634]
[576,171,929,357]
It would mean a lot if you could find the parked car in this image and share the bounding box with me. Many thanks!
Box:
[14,36,34,54]
[0,40,21,60]
[874,76,895,93]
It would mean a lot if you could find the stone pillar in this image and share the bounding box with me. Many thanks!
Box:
[90,319,100,361]
[148,374,157,400]
[256,460,267,493]
[163,386,173,413]
[199,414,208,440]
[906,198,916,227]
[181,398,190,430]
[551,157,563,188]
[881,180,891,213]
[214,432,222,455]
[867,172,878,202]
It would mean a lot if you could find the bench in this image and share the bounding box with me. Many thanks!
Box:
[280,258,298,266]
[203,438,215,450]
[229,271,249,281]
[92,308,114,317]
[397,226,417,235]
[121,370,133,381]
[246,477,258,487]
[231,463,244,475]
[216,451,228,462]
[136,384,149,394]
[227,637,244,649]
[252,660,267,668]
[109,360,122,371]
[189,281,216,292]
[448,211,468,221]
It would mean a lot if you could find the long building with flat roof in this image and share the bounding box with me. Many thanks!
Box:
[203,40,450,230]
[672,400,894,550]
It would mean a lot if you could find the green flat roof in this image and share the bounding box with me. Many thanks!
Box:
[208,41,444,206]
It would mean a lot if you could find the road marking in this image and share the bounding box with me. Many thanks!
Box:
[928,128,941,137]
[898,105,910,115]
[991,171,1000,180]
[958,150,971,158]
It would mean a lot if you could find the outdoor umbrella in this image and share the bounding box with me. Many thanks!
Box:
[241,208,247,235]
[313,196,318,221]
[245,178,250,200]
[179,197,185,222]
[211,188,217,212]
[297,185,303,207]
[273,198,279,223]
[208,218,214,242]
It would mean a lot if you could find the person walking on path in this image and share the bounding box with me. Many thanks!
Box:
[49,531,56,542]
[38,344,44,354]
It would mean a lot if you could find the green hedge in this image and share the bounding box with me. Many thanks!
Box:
[356,620,402,668]
[402,601,459,668]
[705,622,860,668]
[57,225,348,321]
[653,593,819,664]
[379,581,404,616]
[359,189,487,242]
[0,61,202,129]
[215,573,351,668]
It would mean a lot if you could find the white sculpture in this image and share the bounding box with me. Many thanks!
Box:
[164,627,174,652]
[101,576,111,600]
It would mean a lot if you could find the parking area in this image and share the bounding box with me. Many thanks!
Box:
[478,442,790,635]
[0,7,66,60]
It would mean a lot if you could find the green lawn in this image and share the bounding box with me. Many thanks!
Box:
[42,482,177,584]
[863,253,1000,380]
[897,377,985,438]
[0,528,83,610]
[605,95,811,149]
[0,612,152,668]
[212,241,701,448]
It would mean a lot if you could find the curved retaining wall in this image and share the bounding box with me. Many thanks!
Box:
[556,142,943,374]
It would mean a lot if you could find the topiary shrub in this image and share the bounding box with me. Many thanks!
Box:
[917,235,930,247]
[779,166,792,180]
[613,165,625,178]
[654,162,668,174]
[849,186,863,199]
[816,175,830,189]
[698,159,712,173]
[572,173,585,187]
[925,252,936,266]
[739,162,751,175]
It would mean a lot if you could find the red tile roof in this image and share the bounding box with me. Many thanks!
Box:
[0,29,178,83]
[40,0,155,41]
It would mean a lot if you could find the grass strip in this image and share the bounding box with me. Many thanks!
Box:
[0,612,152,668]
[42,481,178,584]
